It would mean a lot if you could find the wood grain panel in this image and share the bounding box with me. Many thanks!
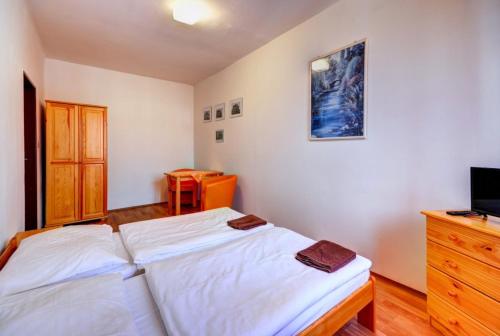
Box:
[81,106,106,162]
[46,164,79,226]
[427,266,500,333]
[427,240,500,302]
[427,217,500,268]
[81,163,106,220]
[46,102,77,163]
[428,292,496,336]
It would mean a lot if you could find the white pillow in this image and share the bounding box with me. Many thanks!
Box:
[0,273,138,336]
[63,233,138,281]
[0,225,127,296]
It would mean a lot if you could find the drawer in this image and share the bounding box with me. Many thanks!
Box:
[427,240,500,301]
[427,217,500,268]
[427,266,500,333]
[428,292,496,336]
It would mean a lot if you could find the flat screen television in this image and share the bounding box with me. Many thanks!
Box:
[471,167,500,217]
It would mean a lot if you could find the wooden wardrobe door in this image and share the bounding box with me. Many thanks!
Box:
[46,102,79,226]
[80,106,107,220]
[46,164,79,225]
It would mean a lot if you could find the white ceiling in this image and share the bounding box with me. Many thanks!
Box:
[27,0,337,84]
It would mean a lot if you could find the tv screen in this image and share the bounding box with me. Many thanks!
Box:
[471,167,500,217]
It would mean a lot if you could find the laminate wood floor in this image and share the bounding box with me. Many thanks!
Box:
[98,203,442,336]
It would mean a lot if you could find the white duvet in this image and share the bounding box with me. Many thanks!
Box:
[145,227,372,336]
[0,273,138,336]
[120,207,274,265]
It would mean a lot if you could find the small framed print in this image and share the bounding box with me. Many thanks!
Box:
[229,98,243,118]
[203,106,212,122]
[215,129,224,143]
[214,103,225,121]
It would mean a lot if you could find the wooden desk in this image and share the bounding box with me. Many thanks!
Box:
[164,170,222,215]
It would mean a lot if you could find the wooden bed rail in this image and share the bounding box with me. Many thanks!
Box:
[299,276,376,335]
[0,227,58,271]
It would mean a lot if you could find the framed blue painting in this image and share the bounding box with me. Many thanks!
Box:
[309,40,367,140]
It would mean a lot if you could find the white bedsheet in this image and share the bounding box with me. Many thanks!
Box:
[145,227,372,336]
[120,207,274,265]
[0,273,138,336]
[125,275,167,336]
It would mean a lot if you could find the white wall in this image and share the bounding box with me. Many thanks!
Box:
[194,0,500,292]
[45,59,194,210]
[0,0,45,247]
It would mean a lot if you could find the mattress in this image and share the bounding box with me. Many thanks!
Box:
[124,275,167,336]
[145,227,372,336]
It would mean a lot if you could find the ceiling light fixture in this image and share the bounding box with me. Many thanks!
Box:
[172,0,210,25]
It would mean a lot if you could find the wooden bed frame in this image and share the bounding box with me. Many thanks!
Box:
[0,228,376,335]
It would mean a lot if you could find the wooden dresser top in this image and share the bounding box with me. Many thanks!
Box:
[422,210,500,238]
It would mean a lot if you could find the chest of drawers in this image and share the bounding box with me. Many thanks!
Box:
[422,211,500,336]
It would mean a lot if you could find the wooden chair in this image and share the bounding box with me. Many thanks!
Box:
[200,175,237,211]
[167,168,198,209]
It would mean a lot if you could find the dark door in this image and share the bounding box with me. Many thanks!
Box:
[24,73,38,231]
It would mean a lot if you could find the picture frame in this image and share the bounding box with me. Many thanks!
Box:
[214,103,225,121]
[215,129,224,143]
[309,39,367,140]
[229,98,243,118]
[202,106,212,123]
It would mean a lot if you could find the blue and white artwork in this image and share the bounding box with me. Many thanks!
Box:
[310,40,366,140]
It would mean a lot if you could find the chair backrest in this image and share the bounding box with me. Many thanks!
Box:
[201,175,237,211]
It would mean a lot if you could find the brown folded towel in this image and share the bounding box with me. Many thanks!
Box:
[296,240,356,273]
[228,215,267,230]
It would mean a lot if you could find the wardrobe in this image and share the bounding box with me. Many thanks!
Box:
[45,101,108,227]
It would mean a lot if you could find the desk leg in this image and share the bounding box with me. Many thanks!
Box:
[167,178,172,215]
[176,177,181,216]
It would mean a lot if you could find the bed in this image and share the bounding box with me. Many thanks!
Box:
[0,218,376,336]
[144,227,375,336]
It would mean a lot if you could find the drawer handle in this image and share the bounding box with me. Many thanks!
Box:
[481,244,493,252]
[448,318,459,326]
[445,260,458,269]
[448,234,460,242]
[447,290,458,297]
